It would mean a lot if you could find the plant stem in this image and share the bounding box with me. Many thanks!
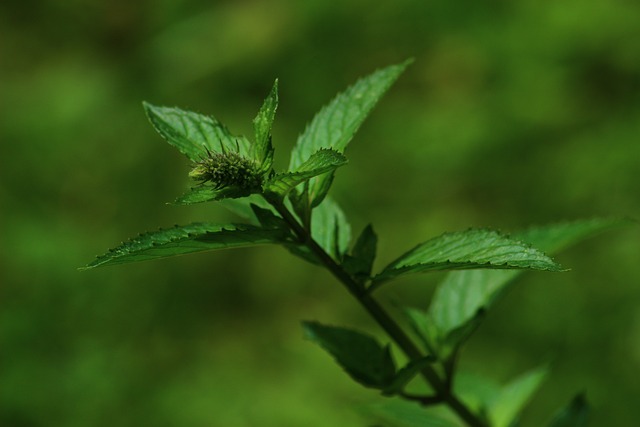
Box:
[268,197,487,427]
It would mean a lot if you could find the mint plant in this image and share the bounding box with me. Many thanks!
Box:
[84,60,624,427]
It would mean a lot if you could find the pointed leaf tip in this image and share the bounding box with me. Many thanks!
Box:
[253,79,279,171]
[83,222,287,269]
[374,228,562,287]
[289,60,411,206]
[143,102,253,162]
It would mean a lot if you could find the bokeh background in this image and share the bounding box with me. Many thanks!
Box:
[2,0,639,426]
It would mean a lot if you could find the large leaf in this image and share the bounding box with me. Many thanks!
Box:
[143,102,252,161]
[302,321,396,389]
[373,229,562,286]
[252,79,278,171]
[428,218,628,352]
[289,60,412,206]
[488,367,548,427]
[546,394,589,427]
[265,149,348,197]
[82,223,287,269]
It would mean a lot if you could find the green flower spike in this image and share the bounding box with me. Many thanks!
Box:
[189,148,263,192]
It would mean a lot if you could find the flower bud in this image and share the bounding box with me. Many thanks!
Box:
[189,151,263,191]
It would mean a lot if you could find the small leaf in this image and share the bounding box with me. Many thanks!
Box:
[302,321,396,389]
[343,224,378,282]
[382,357,435,396]
[311,197,351,260]
[218,194,275,223]
[143,102,252,161]
[249,203,287,230]
[265,149,348,197]
[488,366,548,427]
[82,223,287,269]
[546,394,589,427]
[253,79,278,171]
[374,229,562,286]
[289,60,412,207]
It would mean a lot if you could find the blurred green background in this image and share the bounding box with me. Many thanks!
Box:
[1,0,639,426]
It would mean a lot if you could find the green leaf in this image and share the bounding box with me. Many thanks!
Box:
[430,269,517,353]
[173,185,254,205]
[428,218,629,352]
[217,194,275,223]
[311,197,351,260]
[401,307,442,357]
[143,102,252,161]
[488,366,548,427]
[82,223,287,269]
[253,79,278,171]
[366,399,461,427]
[302,321,396,389]
[382,357,435,396]
[265,149,348,197]
[454,371,502,415]
[546,394,589,427]
[515,217,630,253]
[343,224,378,282]
[289,60,412,207]
[374,229,562,286]
[249,203,287,230]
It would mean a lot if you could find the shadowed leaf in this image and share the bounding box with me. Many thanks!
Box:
[302,321,396,389]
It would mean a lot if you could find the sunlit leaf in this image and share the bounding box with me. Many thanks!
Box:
[428,218,629,352]
[373,229,562,286]
[265,149,348,197]
[289,60,412,207]
[143,102,252,161]
[253,79,278,171]
[82,223,287,269]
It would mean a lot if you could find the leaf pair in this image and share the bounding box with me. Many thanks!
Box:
[402,218,627,361]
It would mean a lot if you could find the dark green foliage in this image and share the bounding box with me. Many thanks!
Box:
[302,321,396,390]
[546,394,589,427]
